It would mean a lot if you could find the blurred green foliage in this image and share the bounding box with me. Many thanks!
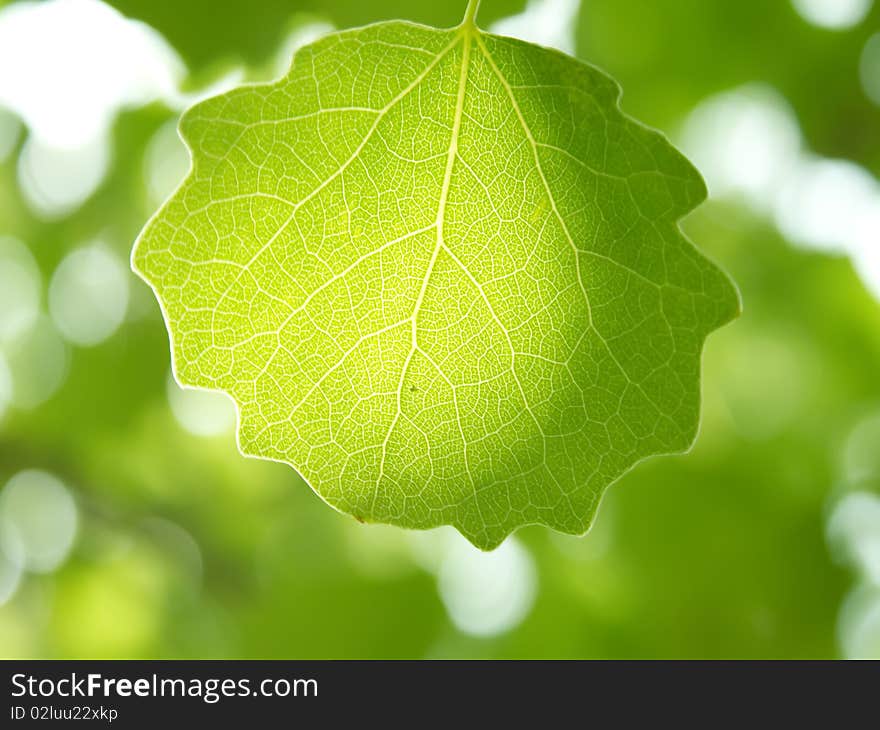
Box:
[1,0,879,658]
[577,0,880,168]
[107,0,524,70]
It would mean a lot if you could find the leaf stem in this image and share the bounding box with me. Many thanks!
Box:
[463,0,481,28]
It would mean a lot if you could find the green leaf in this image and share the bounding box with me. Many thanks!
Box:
[133,0,739,549]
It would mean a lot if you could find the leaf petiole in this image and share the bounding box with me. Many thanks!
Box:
[462,0,482,28]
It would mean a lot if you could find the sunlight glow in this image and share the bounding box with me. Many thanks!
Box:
[0,0,185,217]
[0,0,183,149]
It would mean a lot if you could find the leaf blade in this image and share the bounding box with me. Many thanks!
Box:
[134,17,739,549]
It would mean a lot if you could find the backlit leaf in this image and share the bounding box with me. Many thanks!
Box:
[133,0,739,549]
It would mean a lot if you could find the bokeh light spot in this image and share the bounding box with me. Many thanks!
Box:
[838,586,880,658]
[490,0,581,55]
[843,413,880,484]
[0,235,41,345]
[860,33,880,106]
[49,244,129,347]
[828,491,880,658]
[346,523,416,580]
[0,0,184,149]
[17,135,109,219]
[828,492,880,585]
[166,372,237,438]
[0,470,78,574]
[4,316,69,409]
[144,120,189,207]
[681,85,801,211]
[0,528,23,606]
[438,535,536,637]
[0,0,186,218]
[273,21,335,79]
[0,353,12,423]
[141,517,204,589]
[685,83,880,301]
[791,0,873,30]
[774,157,879,253]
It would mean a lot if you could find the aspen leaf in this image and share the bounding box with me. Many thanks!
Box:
[133,0,739,549]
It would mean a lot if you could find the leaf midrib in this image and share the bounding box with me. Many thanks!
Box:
[216,20,644,502]
[376,22,475,503]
